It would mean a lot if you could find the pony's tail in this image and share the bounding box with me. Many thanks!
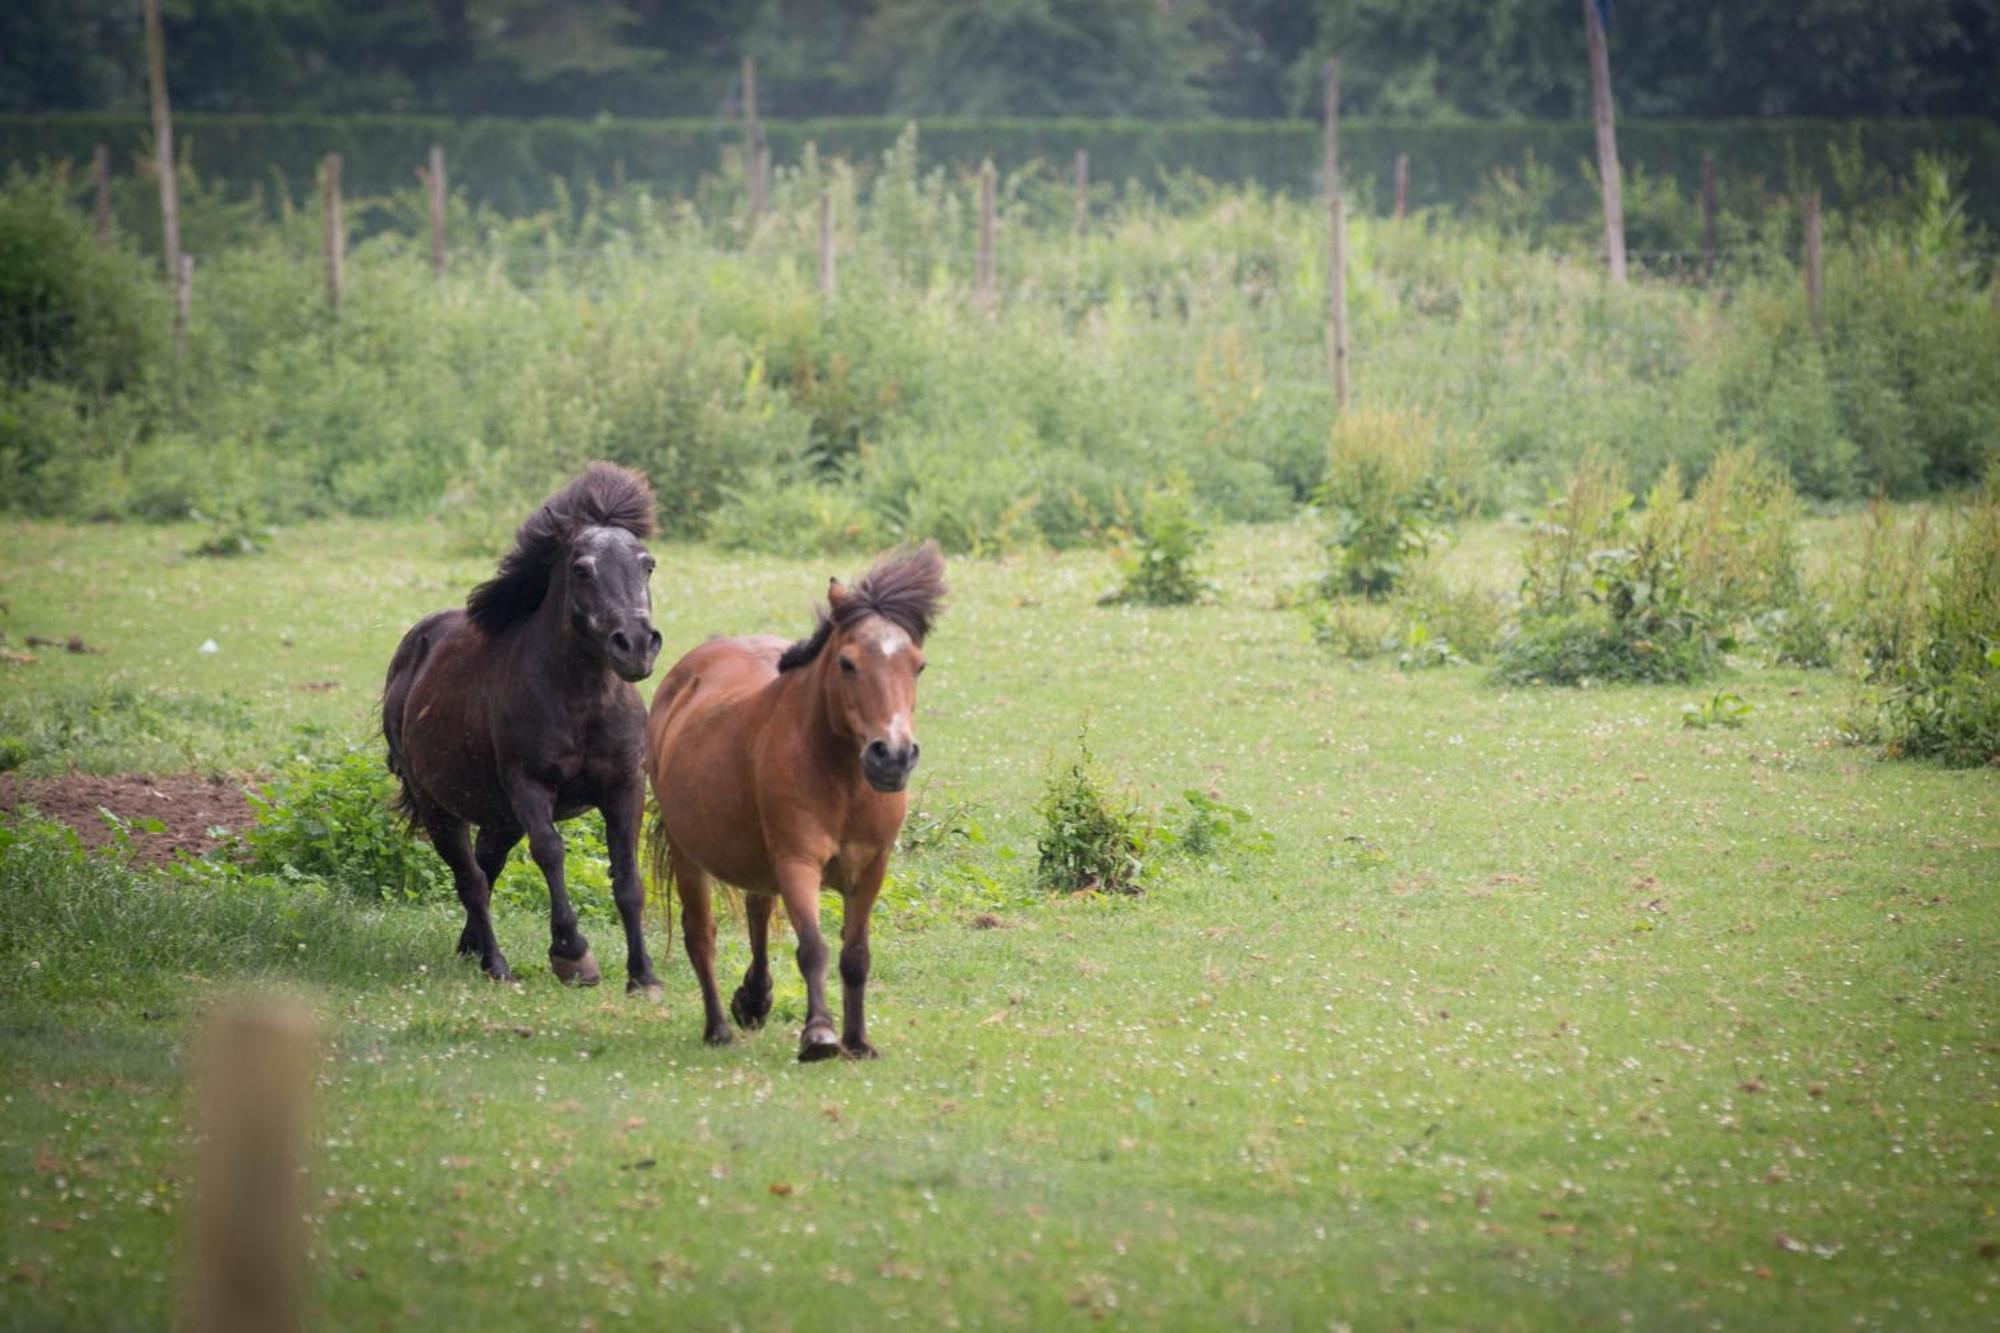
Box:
[645,801,676,954]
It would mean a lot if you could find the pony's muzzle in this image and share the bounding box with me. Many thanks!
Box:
[608,617,663,681]
[863,738,920,792]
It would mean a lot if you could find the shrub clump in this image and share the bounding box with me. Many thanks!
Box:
[245,746,450,902]
[1316,408,1446,601]
[1102,478,1213,606]
[1034,736,1150,895]
[1877,479,2000,766]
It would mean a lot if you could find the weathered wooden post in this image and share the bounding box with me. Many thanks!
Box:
[1323,58,1349,406]
[188,999,320,1333]
[1804,191,1823,330]
[1582,0,1627,283]
[1393,151,1409,220]
[92,144,112,244]
[742,56,767,223]
[1700,150,1717,276]
[1074,147,1089,237]
[976,160,996,312]
[425,143,447,277]
[819,190,837,299]
[140,0,180,283]
[173,253,192,361]
[321,154,344,314]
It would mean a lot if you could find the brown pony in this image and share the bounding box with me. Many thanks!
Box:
[383,463,663,993]
[646,543,945,1060]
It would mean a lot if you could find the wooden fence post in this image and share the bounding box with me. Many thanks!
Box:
[321,154,343,314]
[1583,0,1627,283]
[976,160,996,312]
[91,144,112,244]
[742,56,766,223]
[140,0,180,283]
[1804,191,1823,330]
[188,999,319,1333]
[425,144,447,277]
[1700,151,1717,276]
[1073,148,1089,237]
[1323,58,1349,407]
[173,253,192,361]
[819,190,836,299]
[1393,151,1409,220]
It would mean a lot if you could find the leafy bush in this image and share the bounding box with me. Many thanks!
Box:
[245,747,451,902]
[1316,408,1444,601]
[1034,735,1150,895]
[1493,610,1714,687]
[1833,500,1938,680]
[1102,477,1213,606]
[1681,690,1753,730]
[1878,480,2000,766]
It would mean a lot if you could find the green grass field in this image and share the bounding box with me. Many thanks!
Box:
[1,515,1996,1329]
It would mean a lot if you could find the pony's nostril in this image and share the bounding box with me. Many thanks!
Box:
[610,631,631,654]
[649,630,663,653]
[866,740,890,762]
[908,742,921,765]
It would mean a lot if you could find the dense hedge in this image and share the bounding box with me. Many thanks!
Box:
[6,113,1998,225]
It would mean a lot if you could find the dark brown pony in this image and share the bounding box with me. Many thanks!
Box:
[383,463,664,993]
[646,543,944,1060]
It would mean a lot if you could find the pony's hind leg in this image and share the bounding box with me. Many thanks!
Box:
[421,805,514,983]
[462,823,522,958]
[730,893,777,1030]
[671,848,733,1045]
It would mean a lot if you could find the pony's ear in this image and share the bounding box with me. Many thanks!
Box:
[827,577,850,607]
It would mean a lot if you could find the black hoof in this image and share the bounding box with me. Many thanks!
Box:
[484,960,519,984]
[703,1025,735,1047]
[628,978,665,1004]
[798,1022,840,1063]
[840,1039,879,1060]
[730,985,773,1030]
[550,947,601,987]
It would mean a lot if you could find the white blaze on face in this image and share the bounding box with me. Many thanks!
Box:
[872,624,912,659]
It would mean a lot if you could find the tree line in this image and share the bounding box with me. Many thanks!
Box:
[8,0,1998,123]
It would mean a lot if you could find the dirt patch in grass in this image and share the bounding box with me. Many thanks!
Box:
[0,772,253,863]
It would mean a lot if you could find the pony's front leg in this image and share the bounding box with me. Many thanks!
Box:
[838,856,888,1059]
[504,771,598,987]
[774,859,839,1062]
[600,780,661,1000]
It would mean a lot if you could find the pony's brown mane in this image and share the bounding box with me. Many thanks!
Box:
[466,462,655,635]
[778,541,946,672]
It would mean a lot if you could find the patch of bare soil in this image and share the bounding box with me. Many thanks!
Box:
[0,772,255,864]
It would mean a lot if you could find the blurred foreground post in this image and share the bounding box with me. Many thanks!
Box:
[1700,151,1717,276]
[742,56,766,223]
[189,998,320,1333]
[92,144,111,244]
[1073,148,1089,237]
[976,161,996,312]
[173,253,192,361]
[321,154,343,315]
[141,0,180,283]
[818,190,836,299]
[1583,0,1626,283]
[1804,192,1823,330]
[1393,151,1409,220]
[1323,58,1349,407]
[423,144,447,277]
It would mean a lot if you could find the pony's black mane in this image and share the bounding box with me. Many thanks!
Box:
[778,542,946,672]
[466,463,655,635]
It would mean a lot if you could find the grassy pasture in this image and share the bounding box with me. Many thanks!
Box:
[0,515,1996,1329]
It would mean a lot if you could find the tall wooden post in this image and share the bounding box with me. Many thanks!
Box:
[321,154,343,315]
[425,144,447,277]
[92,144,112,244]
[1803,192,1823,330]
[188,1000,319,1333]
[1700,151,1717,276]
[976,161,996,312]
[1073,148,1089,237]
[1583,0,1626,283]
[140,0,180,282]
[1323,58,1349,407]
[742,56,766,222]
[1393,151,1409,220]
[173,253,192,361]
[818,190,836,299]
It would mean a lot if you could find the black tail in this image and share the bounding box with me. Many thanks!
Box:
[382,612,453,831]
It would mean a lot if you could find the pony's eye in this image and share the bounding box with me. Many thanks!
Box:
[838,656,859,676]
[642,557,656,574]
[572,561,594,581]
[915,661,927,676]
